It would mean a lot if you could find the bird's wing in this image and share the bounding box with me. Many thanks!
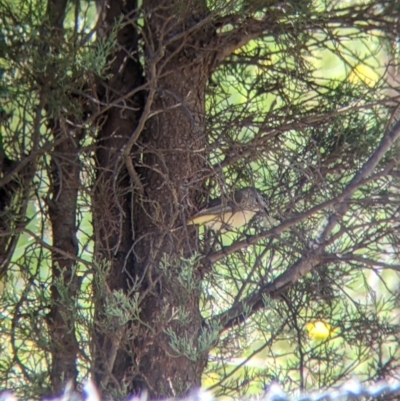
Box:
[188,204,234,225]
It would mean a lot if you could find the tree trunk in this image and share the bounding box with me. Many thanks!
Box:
[46,0,80,392]
[48,120,80,392]
[92,0,213,397]
[92,0,144,392]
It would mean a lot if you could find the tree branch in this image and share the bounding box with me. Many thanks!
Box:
[207,162,395,264]
[210,3,393,68]
[211,118,400,331]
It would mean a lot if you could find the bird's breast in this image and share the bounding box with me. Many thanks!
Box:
[205,210,257,231]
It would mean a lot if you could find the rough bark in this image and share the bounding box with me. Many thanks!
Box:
[45,0,81,392]
[92,0,145,393]
[48,120,81,392]
[92,0,213,397]
[130,1,212,396]
[0,152,20,279]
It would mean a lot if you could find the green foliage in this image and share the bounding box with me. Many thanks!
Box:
[1,0,400,398]
[94,262,142,328]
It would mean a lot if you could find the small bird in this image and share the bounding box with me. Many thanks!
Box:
[188,187,269,231]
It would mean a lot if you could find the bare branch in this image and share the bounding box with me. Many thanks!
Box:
[213,119,400,331]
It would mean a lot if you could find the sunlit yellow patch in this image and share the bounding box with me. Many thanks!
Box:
[348,64,381,87]
[203,371,221,388]
[306,321,332,340]
[256,58,275,75]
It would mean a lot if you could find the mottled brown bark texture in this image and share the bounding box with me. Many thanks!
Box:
[92,0,213,397]
[45,0,81,393]
[91,0,143,392]
[48,119,81,392]
[0,152,19,279]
